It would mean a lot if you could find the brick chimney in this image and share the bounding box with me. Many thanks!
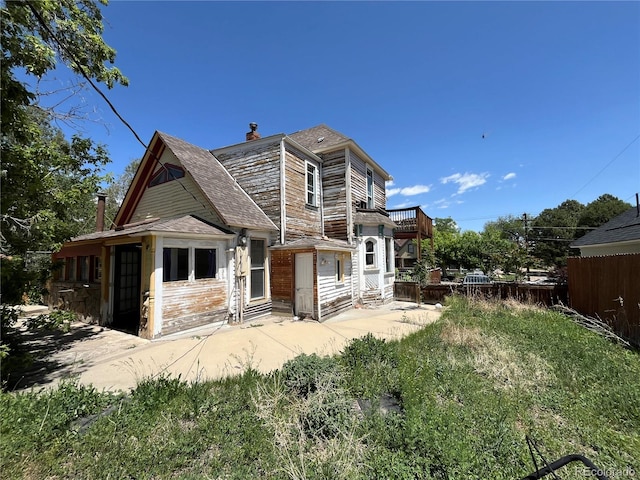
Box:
[246,122,261,141]
[96,193,106,232]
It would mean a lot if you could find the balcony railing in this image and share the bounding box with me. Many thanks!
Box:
[388,207,433,238]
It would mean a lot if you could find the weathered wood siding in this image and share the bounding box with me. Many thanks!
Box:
[216,140,282,234]
[131,149,223,225]
[271,249,294,315]
[349,151,387,211]
[284,146,323,241]
[161,278,228,335]
[317,251,353,320]
[321,150,349,240]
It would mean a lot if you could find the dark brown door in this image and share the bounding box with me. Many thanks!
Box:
[113,244,141,334]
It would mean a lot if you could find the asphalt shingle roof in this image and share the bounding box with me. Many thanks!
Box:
[71,215,232,242]
[571,207,640,247]
[158,132,278,232]
[288,124,350,152]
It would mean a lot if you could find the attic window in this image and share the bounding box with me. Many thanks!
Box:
[149,163,185,187]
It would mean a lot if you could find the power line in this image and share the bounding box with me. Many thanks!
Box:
[26,1,216,222]
[569,133,640,199]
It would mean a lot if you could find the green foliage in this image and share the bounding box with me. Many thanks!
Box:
[2,300,639,478]
[577,194,631,232]
[25,309,76,333]
[280,353,342,398]
[1,0,127,258]
[530,199,585,267]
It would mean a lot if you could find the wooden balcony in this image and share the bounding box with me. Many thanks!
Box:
[388,207,433,239]
[388,206,433,262]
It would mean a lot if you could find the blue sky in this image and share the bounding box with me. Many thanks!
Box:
[48,1,639,232]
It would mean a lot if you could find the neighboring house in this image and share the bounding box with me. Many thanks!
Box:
[394,239,416,269]
[570,205,640,256]
[50,124,396,338]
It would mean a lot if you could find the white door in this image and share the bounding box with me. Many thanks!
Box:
[295,253,314,317]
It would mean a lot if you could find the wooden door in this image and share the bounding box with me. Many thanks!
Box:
[295,253,314,317]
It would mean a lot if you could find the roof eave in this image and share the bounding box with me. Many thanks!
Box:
[311,139,391,181]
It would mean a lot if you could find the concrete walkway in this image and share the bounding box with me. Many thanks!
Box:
[12,301,441,393]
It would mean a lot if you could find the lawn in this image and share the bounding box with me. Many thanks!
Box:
[2,296,638,479]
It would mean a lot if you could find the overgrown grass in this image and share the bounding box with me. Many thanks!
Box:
[1,297,638,479]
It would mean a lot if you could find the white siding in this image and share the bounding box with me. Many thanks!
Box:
[130,149,223,225]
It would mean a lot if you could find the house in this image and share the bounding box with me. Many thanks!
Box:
[570,205,640,256]
[49,124,396,339]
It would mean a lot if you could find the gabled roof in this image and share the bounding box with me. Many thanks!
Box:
[70,215,234,243]
[156,132,278,231]
[571,207,640,247]
[288,124,392,181]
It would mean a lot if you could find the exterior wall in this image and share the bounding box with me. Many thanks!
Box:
[284,145,323,241]
[317,251,353,319]
[578,242,640,257]
[215,139,282,237]
[155,237,231,337]
[161,278,228,336]
[48,281,101,322]
[130,149,223,225]
[321,150,349,241]
[349,150,387,212]
[355,225,395,305]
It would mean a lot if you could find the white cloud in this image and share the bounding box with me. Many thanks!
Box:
[386,184,431,197]
[503,172,516,181]
[386,180,395,187]
[440,172,489,194]
[399,184,431,196]
[390,200,413,209]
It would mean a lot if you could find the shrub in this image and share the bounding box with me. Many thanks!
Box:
[280,353,342,398]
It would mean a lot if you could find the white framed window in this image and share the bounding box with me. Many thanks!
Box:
[250,238,266,299]
[162,245,219,282]
[335,254,345,284]
[366,167,374,209]
[365,239,376,268]
[306,162,318,206]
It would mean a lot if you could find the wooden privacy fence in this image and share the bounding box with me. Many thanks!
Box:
[394,282,569,306]
[568,253,640,346]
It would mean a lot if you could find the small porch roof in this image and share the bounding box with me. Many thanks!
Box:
[68,215,235,244]
[353,210,398,229]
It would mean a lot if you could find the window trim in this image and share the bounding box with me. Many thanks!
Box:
[162,244,219,283]
[306,161,318,207]
[250,238,266,300]
[365,238,376,268]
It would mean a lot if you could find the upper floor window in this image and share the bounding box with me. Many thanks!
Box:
[306,162,318,206]
[366,168,374,209]
[149,164,185,187]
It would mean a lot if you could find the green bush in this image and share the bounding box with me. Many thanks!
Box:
[280,353,342,398]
